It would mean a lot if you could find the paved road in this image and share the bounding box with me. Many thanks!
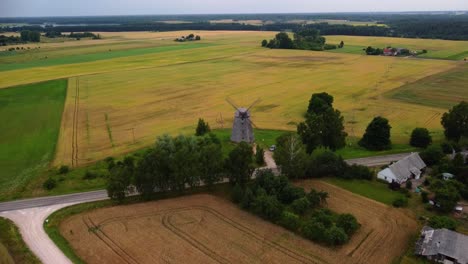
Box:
[0,190,108,213]
[0,151,412,264]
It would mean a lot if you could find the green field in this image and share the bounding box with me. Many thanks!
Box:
[324,178,406,205]
[0,217,40,264]
[0,42,213,72]
[388,63,468,109]
[0,79,67,199]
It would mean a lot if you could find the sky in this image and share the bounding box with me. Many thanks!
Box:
[1,0,468,17]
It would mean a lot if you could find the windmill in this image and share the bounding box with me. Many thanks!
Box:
[226,97,261,143]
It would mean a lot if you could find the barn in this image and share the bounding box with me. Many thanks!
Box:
[415,226,468,264]
[377,153,426,184]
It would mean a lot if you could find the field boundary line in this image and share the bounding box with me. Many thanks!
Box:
[71,77,80,167]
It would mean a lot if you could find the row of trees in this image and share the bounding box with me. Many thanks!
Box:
[0,35,23,46]
[232,170,359,246]
[107,134,227,201]
[261,29,329,51]
[20,30,40,42]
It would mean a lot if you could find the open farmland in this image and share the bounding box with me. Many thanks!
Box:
[325,35,468,60]
[0,79,67,198]
[60,181,416,264]
[0,31,466,168]
[388,63,468,109]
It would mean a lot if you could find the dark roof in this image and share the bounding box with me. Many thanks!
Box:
[415,226,468,263]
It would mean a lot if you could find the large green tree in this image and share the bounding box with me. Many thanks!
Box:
[359,116,391,150]
[307,92,334,114]
[198,135,224,187]
[441,101,468,142]
[410,128,432,148]
[273,133,308,179]
[225,142,254,187]
[107,159,134,203]
[298,107,347,153]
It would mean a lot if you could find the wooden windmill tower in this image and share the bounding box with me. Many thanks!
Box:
[226,97,261,143]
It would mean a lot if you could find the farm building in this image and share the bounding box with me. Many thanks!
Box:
[415,226,468,264]
[377,153,426,184]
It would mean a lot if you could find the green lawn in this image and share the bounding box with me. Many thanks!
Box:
[0,42,214,72]
[0,79,67,200]
[337,138,420,159]
[0,217,40,264]
[326,45,366,55]
[324,178,405,205]
[211,128,288,157]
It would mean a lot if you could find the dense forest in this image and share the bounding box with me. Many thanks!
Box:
[1,12,468,40]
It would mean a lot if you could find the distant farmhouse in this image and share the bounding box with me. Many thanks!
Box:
[415,226,468,264]
[377,153,426,184]
[383,47,413,56]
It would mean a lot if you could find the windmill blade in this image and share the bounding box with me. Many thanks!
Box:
[249,118,260,129]
[246,98,261,112]
[226,97,240,111]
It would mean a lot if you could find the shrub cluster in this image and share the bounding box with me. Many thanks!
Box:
[232,170,360,246]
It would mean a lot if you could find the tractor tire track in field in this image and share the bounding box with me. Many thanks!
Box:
[71,77,80,167]
[82,215,140,264]
[93,206,322,264]
[161,212,228,264]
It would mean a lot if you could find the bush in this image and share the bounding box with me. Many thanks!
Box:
[291,197,311,215]
[410,128,432,148]
[421,191,429,203]
[277,185,305,204]
[428,216,458,230]
[399,188,411,198]
[325,226,349,246]
[306,189,328,208]
[240,187,255,209]
[301,221,327,242]
[441,142,454,154]
[420,145,444,166]
[252,194,284,221]
[261,39,268,47]
[58,165,69,174]
[324,44,337,50]
[392,197,408,207]
[342,164,373,180]
[336,214,360,235]
[43,178,57,190]
[311,209,334,228]
[255,145,265,165]
[83,170,98,180]
[231,184,244,204]
[405,180,413,189]
[308,148,346,177]
[279,211,300,231]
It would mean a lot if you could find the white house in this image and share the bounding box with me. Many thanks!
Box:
[377,153,426,184]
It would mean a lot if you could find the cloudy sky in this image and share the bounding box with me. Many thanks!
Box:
[1,0,467,17]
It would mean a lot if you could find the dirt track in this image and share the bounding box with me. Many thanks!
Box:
[60,181,417,264]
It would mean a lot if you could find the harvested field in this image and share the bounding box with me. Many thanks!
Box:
[60,181,417,264]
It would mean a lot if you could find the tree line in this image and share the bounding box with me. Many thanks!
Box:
[3,13,468,40]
